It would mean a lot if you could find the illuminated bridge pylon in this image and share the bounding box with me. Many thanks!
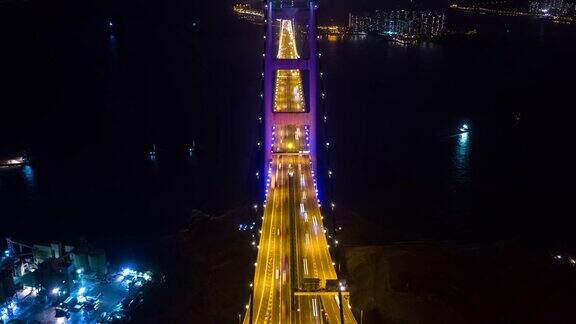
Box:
[263,0,318,169]
[245,1,357,323]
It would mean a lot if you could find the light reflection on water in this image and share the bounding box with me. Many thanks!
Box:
[109,32,117,54]
[453,132,470,190]
[21,165,36,197]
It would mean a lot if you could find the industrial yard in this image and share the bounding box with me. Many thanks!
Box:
[1,239,156,323]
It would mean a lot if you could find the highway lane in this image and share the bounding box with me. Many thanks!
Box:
[248,154,357,323]
[246,17,356,323]
[250,162,278,323]
[294,154,357,323]
[274,19,306,113]
[249,155,296,323]
[273,125,308,153]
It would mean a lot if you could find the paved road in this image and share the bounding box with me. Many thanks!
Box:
[274,20,306,113]
[246,18,356,324]
[249,155,356,323]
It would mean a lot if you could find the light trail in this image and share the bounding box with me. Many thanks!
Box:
[274,20,306,113]
[246,11,357,323]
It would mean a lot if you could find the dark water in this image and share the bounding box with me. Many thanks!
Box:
[1,0,576,256]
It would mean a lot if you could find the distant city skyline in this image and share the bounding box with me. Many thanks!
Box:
[230,0,452,23]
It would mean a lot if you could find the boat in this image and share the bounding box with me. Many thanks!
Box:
[459,124,470,133]
[0,154,29,168]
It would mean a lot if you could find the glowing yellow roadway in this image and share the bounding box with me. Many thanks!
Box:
[245,18,356,324]
[293,156,356,324]
[250,154,294,323]
[273,125,308,153]
[274,20,306,113]
[248,155,356,323]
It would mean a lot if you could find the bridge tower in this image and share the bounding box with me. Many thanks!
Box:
[263,0,318,171]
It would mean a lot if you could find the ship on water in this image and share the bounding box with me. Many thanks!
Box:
[0,152,29,168]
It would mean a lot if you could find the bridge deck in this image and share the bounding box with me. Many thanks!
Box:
[246,15,356,323]
[248,155,356,323]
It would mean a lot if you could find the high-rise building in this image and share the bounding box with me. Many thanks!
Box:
[529,0,572,16]
[348,13,373,34]
[348,10,445,39]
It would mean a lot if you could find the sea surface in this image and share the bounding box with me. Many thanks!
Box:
[1,0,576,259]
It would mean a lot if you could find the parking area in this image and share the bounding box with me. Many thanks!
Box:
[1,268,153,324]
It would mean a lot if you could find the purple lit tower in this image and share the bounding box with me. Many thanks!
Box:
[263,0,319,171]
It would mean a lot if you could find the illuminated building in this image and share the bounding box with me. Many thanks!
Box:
[529,0,573,16]
[348,13,373,34]
[349,10,446,39]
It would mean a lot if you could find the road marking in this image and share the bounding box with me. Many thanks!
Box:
[311,298,319,317]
